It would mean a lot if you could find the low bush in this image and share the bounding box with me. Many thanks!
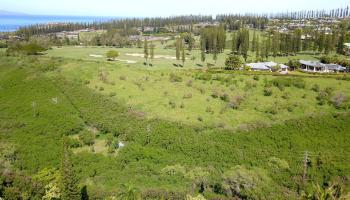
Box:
[281,92,290,100]
[109,92,117,97]
[263,88,273,96]
[186,80,193,87]
[311,84,320,92]
[79,130,95,146]
[195,73,212,81]
[331,93,347,109]
[198,87,205,94]
[68,138,82,148]
[183,93,193,99]
[180,102,185,109]
[228,95,244,109]
[169,100,176,108]
[244,81,254,91]
[265,106,278,115]
[169,73,183,82]
[270,77,306,89]
[220,93,230,102]
[316,87,334,105]
[206,106,214,114]
[211,89,220,98]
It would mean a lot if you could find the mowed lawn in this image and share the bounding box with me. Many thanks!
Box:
[47,49,350,129]
[44,45,320,70]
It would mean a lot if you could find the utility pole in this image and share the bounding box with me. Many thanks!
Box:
[302,151,309,184]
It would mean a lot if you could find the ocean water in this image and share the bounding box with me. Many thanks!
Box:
[0,15,115,32]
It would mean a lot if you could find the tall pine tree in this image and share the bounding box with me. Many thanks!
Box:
[337,30,345,55]
[176,37,181,63]
[150,42,155,63]
[213,37,218,64]
[60,137,80,200]
[231,32,237,53]
[200,36,206,66]
[252,31,257,52]
[181,39,186,67]
[144,39,149,65]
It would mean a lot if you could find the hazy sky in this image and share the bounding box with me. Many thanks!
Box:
[1,0,350,17]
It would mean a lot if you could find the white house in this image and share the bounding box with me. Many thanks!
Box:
[300,60,346,73]
[246,62,289,72]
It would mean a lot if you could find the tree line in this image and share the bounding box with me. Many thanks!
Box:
[231,27,349,63]
[16,15,213,38]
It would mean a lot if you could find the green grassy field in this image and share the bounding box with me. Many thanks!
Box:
[1,45,350,199]
[45,44,319,69]
[43,46,350,129]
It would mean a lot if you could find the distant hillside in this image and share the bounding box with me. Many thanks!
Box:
[0,10,28,16]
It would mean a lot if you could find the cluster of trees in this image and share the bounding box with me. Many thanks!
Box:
[320,55,350,68]
[199,25,226,65]
[0,138,83,200]
[230,26,348,63]
[16,15,213,38]
[89,29,133,47]
[200,25,226,53]
[231,28,250,61]
[216,15,268,30]
[143,39,155,66]
[269,6,350,19]
[1,55,350,199]
[175,37,186,66]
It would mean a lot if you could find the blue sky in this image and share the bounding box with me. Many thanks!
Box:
[0,0,349,17]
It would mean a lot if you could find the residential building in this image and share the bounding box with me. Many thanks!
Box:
[299,60,346,73]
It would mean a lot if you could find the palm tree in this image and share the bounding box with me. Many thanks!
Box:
[117,183,140,200]
[302,182,343,200]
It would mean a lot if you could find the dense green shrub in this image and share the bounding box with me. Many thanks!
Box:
[68,138,82,148]
[1,57,350,199]
[6,41,47,55]
[225,55,242,70]
[195,73,212,81]
[265,106,278,115]
[222,165,277,199]
[219,93,230,102]
[270,77,306,89]
[316,87,334,105]
[331,93,347,109]
[79,130,95,146]
[281,92,290,100]
[211,89,220,98]
[0,41,8,48]
[263,87,273,96]
[311,84,320,92]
